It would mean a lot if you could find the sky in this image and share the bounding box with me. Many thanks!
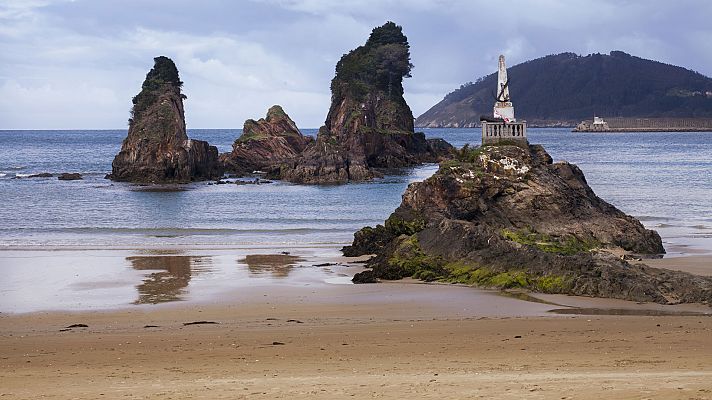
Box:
[1,0,711,129]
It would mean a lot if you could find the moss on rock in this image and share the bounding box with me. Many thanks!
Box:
[501,228,599,255]
[384,235,445,280]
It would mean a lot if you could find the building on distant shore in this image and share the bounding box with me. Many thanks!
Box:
[481,55,527,145]
[574,116,610,132]
[573,117,712,132]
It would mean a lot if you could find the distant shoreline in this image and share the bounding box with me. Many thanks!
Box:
[574,127,712,132]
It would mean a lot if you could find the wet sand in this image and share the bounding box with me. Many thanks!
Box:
[1,248,711,398]
[644,254,712,276]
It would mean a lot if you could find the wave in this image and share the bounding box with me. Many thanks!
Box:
[0,227,354,235]
[636,215,673,222]
[654,223,678,228]
[2,171,109,180]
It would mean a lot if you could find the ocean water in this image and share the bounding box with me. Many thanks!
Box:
[0,128,711,252]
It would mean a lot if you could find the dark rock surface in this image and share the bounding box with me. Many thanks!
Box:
[28,173,53,178]
[57,173,82,180]
[280,22,453,184]
[109,56,222,183]
[220,105,313,177]
[351,269,378,283]
[347,143,712,305]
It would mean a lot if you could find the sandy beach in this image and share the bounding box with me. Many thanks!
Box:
[1,248,711,399]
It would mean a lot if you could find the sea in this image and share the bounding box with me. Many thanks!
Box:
[2,128,712,312]
[1,128,711,253]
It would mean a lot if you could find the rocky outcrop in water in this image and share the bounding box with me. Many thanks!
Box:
[109,56,222,183]
[58,173,82,181]
[280,22,453,184]
[345,143,712,305]
[220,105,313,177]
[28,173,53,178]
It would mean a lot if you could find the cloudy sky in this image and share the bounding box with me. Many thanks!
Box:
[1,0,711,129]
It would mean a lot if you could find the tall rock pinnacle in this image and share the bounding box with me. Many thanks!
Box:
[280,22,453,184]
[109,56,222,183]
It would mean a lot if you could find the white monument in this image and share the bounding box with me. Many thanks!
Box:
[481,54,527,145]
[493,55,515,122]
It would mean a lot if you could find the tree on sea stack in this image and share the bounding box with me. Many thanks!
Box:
[280,21,452,184]
[329,21,414,133]
[109,56,222,183]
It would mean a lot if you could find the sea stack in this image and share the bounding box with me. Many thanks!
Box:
[220,105,313,177]
[109,56,222,183]
[281,21,453,184]
[346,143,712,304]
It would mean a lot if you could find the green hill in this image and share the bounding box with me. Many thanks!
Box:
[415,51,712,127]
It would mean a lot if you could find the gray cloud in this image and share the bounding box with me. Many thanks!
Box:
[1,0,710,129]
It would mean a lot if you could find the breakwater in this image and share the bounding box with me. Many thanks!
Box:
[574,117,712,132]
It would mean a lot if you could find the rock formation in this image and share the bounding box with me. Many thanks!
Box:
[57,173,82,181]
[280,22,453,184]
[109,56,222,183]
[345,143,712,305]
[220,105,313,176]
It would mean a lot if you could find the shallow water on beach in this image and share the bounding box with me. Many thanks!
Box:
[0,247,356,313]
[0,128,710,252]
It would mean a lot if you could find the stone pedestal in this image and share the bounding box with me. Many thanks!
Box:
[482,121,527,145]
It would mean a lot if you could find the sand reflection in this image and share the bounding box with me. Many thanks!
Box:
[128,255,211,304]
[239,254,305,278]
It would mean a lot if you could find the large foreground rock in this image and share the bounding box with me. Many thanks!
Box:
[280,22,453,184]
[345,144,712,305]
[220,105,313,177]
[109,56,222,183]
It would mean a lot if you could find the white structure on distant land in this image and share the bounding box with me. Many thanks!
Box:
[481,55,527,145]
[573,116,610,132]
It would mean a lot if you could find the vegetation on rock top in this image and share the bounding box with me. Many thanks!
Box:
[130,56,185,123]
[332,21,413,100]
[235,105,302,143]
